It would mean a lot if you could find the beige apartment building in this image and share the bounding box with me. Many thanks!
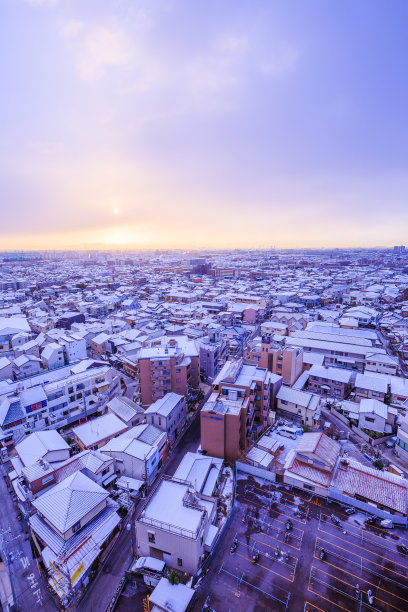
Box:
[260,338,303,386]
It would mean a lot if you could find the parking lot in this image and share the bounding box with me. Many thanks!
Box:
[192,472,408,612]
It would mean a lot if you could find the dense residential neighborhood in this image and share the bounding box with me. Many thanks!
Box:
[0,247,408,612]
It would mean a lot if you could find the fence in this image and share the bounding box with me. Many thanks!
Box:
[236,461,276,482]
[329,487,407,526]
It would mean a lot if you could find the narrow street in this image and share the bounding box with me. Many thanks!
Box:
[0,463,56,612]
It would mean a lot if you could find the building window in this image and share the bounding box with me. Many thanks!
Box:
[304,484,315,491]
[178,558,183,567]
[148,532,155,543]
[72,521,81,533]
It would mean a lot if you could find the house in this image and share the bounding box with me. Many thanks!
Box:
[307,365,353,400]
[41,342,65,370]
[91,332,110,358]
[29,471,120,603]
[105,396,145,429]
[100,432,160,485]
[13,354,42,379]
[0,357,12,380]
[72,413,129,450]
[144,393,187,444]
[365,353,398,375]
[134,475,217,574]
[148,578,195,612]
[173,452,223,496]
[358,399,389,434]
[16,430,70,467]
[284,432,340,496]
[330,458,408,517]
[354,373,388,402]
[19,449,115,497]
[276,387,320,426]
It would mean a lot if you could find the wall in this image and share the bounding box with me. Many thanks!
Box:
[236,461,276,482]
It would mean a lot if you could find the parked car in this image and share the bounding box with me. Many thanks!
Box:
[385,436,397,448]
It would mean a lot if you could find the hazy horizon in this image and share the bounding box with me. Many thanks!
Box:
[1,0,408,250]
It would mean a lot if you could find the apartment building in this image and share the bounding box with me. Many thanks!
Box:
[260,338,303,385]
[200,359,282,459]
[201,394,247,461]
[307,365,353,400]
[198,329,227,382]
[136,339,199,407]
[0,365,119,449]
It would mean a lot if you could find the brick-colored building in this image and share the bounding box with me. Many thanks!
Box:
[200,359,282,459]
[136,339,199,407]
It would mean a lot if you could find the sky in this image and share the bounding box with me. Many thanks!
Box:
[1,0,408,250]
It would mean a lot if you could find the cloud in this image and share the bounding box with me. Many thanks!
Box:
[61,19,85,39]
[65,24,137,80]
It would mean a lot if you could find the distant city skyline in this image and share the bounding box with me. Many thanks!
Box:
[1,0,408,249]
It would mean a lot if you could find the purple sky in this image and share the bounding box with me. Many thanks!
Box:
[1,0,408,249]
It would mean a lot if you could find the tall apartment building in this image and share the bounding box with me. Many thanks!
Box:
[136,339,199,407]
[201,359,282,459]
[198,328,227,382]
[260,337,303,385]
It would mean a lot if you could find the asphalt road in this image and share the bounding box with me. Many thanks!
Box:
[0,463,57,612]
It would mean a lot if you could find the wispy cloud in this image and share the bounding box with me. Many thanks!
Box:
[63,23,137,80]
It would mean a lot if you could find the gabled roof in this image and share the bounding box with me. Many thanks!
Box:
[16,430,69,466]
[144,392,184,417]
[32,471,108,533]
[295,432,340,467]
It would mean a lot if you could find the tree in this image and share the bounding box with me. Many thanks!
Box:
[167,569,180,585]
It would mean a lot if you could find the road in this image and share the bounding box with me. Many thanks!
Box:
[0,463,57,612]
[164,408,202,476]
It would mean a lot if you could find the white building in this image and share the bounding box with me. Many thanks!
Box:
[144,392,187,443]
[134,476,217,574]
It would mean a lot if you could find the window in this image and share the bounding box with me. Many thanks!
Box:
[148,532,155,543]
[178,558,183,567]
[304,484,315,491]
[365,417,375,423]
[72,521,81,533]
[68,387,73,394]
[102,467,110,476]
[281,399,288,405]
